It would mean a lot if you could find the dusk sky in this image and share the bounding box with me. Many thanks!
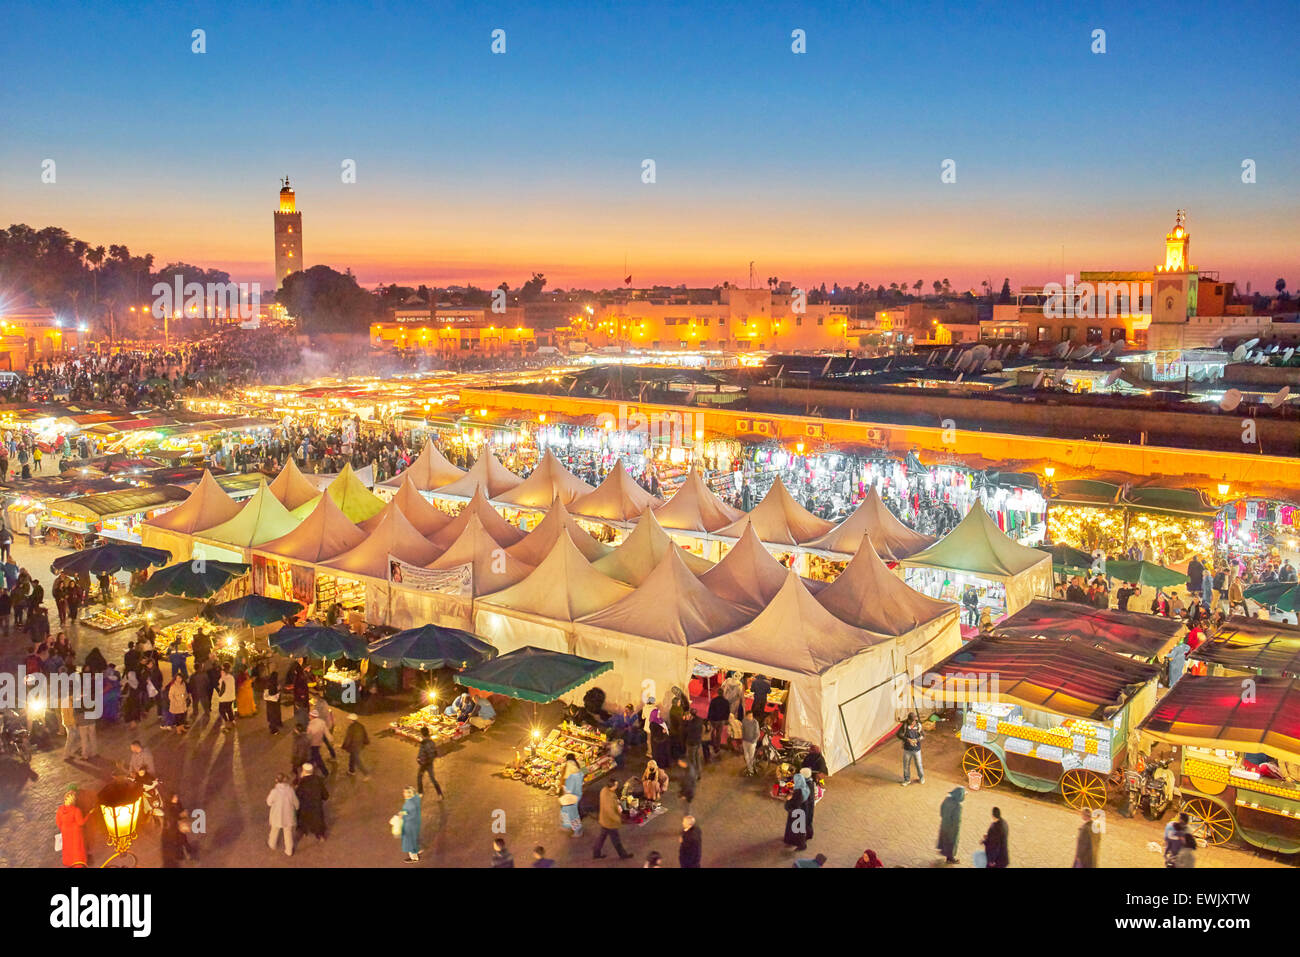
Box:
[2,0,1296,293]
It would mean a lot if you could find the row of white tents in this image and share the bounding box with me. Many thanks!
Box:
[136,442,1052,772]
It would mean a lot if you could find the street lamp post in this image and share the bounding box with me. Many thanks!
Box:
[97,777,145,867]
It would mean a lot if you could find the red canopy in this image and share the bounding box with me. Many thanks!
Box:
[1139,676,1300,763]
[991,599,1185,659]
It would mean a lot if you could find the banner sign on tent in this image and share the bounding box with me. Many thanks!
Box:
[388,556,472,596]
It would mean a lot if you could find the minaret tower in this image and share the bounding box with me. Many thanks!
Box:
[1148,209,1200,351]
[273,176,303,289]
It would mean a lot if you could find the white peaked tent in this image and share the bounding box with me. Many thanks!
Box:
[191,479,302,562]
[290,463,386,523]
[712,475,833,546]
[574,548,753,704]
[817,534,963,685]
[900,501,1053,615]
[267,458,321,511]
[431,487,524,550]
[652,468,743,534]
[804,487,935,561]
[492,449,593,509]
[321,505,440,579]
[360,477,453,538]
[392,512,537,631]
[506,497,612,565]
[569,462,662,524]
[475,530,633,656]
[592,509,714,585]
[430,447,523,501]
[700,522,807,614]
[140,470,242,562]
[693,571,898,774]
[377,439,464,493]
[253,491,366,565]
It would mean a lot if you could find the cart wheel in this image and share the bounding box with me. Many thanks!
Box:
[1061,769,1107,809]
[1183,797,1233,846]
[961,745,1003,787]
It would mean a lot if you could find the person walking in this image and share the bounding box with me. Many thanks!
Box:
[56,789,91,867]
[706,688,730,761]
[898,711,925,785]
[741,710,760,776]
[166,673,189,734]
[592,778,633,860]
[782,769,812,851]
[263,672,282,734]
[937,786,965,864]
[314,696,337,759]
[1074,807,1101,867]
[982,806,1009,868]
[749,673,771,725]
[342,713,370,778]
[397,786,421,863]
[416,726,443,798]
[491,837,514,867]
[1227,572,1248,617]
[683,710,704,777]
[1171,831,1197,868]
[189,663,211,723]
[306,707,331,777]
[559,753,585,837]
[215,664,236,731]
[266,773,298,857]
[295,763,328,842]
[678,814,702,868]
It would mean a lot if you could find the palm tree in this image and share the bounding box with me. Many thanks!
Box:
[932,280,942,295]
[942,278,952,295]
[913,280,923,296]
[86,245,105,308]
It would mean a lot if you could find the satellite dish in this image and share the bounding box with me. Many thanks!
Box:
[971,344,992,361]
[1073,345,1097,360]
[1052,342,1070,359]
[1104,368,1123,387]
[883,359,893,372]
[1244,338,1260,350]
[1220,389,1243,411]
[1032,371,1046,389]
[1018,342,1030,356]
[954,372,964,383]
[1267,386,1291,409]
[1231,345,1247,361]
[953,352,972,372]
[925,350,937,366]
[986,359,1003,372]
[1285,348,1295,362]
[1268,344,1280,354]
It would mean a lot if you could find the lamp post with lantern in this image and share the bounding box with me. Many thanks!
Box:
[97,777,145,867]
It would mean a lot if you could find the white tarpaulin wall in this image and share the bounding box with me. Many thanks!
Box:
[474,607,572,658]
[570,625,689,707]
[388,588,474,631]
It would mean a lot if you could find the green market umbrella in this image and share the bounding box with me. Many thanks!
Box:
[1245,582,1300,613]
[1037,542,1095,571]
[51,542,171,577]
[457,646,612,704]
[270,624,369,661]
[211,594,305,627]
[1104,559,1189,589]
[367,624,498,671]
[131,560,249,599]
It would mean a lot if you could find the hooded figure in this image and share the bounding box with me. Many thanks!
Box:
[295,763,329,839]
[399,787,421,861]
[1167,642,1188,688]
[783,769,813,850]
[937,786,964,863]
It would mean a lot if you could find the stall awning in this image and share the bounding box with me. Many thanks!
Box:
[1139,675,1300,763]
[991,598,1185,658]
[48,485,191,521]
[1122,486,1217,517]
[1191,618,1300,677]
[1050,480,1122,507]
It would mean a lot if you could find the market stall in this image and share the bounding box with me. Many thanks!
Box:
[251,494,366,608]
[190,479,302,563]
[711,475,833,565]
[1139,675,1300,852]
[428,447,523,503]
[989,598,1185,660]
[1190,617,1300,678]
[138,470,242,562]
[375,438,466,497]
[930,635,1160,808]
[288,464,386,524]
[1218,497,1300,578]
[802,487,936,576]
[591,510,714,586]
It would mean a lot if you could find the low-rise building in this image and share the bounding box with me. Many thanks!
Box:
[0,307,86,370]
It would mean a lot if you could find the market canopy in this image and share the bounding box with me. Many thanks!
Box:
[428,511,535,596]
[291,463,386,524]
[377,438,465,491]
[131,559,248,599]
[591,510,713,586]
[1191,617,1300,677]
[492,448,593,508]
[803,487,935,560]
[712,476,834,547]
[367,624,498,671]
[700,523,800,614]
[1244,581,1300,613]
[694,570,887,675]
[569,461,662,523]
[321,505,440,579]
[505,497,612,565]
[1103,559,1188,589]
[990,598,1185,658]
[211,594,304,627]
[431,447,523,500]
[580,546,751,645]
[46,485,191,522]
[270,624,370,661]
[140,470,241,534]
[194,479,300,548]
[651,468,743,534]
[1036,542,1095,571]
[51,541,171,576]
[1049,479,1122,507]
[1140,675,1300,763]
[253,492,366,565]
[816,534,958,637]
[478,529,633,622]
[458,646,613,704]
[926,635,1159,720]
[902,502,1050,580]
[267,458,321,511]
[430,487,525,550]
[1122,486,1217,517]
[360,477,453,538]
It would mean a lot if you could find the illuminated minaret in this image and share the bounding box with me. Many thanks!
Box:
[273,176,303,288]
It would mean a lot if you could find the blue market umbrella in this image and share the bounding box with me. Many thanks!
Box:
[457,646,612,704]
[270,624,369,661]
[131,560,249,599]
[367,624,498,671]
[51,542,171,577]
[211,594,305,628]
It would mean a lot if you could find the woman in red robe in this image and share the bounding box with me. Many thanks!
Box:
[56,790,90,867]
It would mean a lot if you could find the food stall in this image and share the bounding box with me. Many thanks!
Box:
[989,598,1185,661]
[1139,675,1300,853]
[38,486,192,548]
[1189,617,1300,679]
[927,635,1160,809]
[503,719,614,791]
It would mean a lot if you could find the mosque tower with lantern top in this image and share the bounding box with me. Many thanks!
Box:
[273,176,303,289]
